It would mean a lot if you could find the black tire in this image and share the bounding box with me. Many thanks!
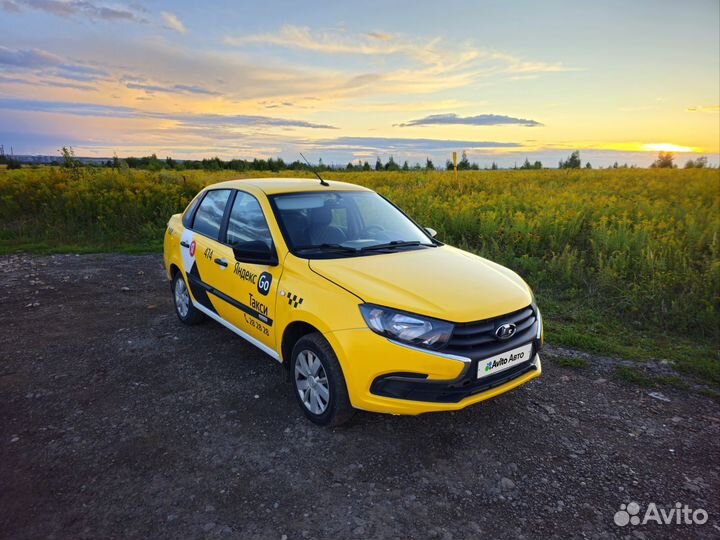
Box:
[290,333,354,427]
[172,271,205,325]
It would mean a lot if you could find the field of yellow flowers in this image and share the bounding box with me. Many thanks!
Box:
[1,166,718,381]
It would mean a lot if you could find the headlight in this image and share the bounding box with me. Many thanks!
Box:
[359,304,454,350]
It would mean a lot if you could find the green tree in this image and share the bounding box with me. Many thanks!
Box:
[60,146,79,169]
[425,157,435,170]
[385,156,400,171]
[0,152,22,169]
[402,160,409,171]
[684,156,707,169]
[4,157,21,169]
[362,161,371,171]
[559,151,581,169]
[457,151,471,170]
[375,157,383,171]
[650,152,675,168]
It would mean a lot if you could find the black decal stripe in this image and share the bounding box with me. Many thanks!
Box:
[187,263,217,314]
[187,274,273,326]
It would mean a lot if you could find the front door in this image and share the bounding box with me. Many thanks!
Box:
[215,190,280,351]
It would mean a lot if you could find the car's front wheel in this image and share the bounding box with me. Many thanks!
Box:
[291,334,354,427]
[172,271,205,325]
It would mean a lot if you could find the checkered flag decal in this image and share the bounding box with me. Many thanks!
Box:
[287,293,304,308]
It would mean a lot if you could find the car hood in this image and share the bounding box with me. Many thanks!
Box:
[309,245,532,323]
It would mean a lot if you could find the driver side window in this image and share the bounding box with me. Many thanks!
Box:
[225,191,273,248]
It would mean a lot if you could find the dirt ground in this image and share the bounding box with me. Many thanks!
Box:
[1,253,718,540]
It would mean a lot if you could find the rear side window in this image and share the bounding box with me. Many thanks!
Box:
[182,193,204,228]
[225,191,273,248]
[192,189,231,240]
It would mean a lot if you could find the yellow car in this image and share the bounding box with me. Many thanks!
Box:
[163,178,542,426]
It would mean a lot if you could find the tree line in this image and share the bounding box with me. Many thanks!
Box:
[3,146,712,171]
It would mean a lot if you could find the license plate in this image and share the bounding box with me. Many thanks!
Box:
[477,342,533,379]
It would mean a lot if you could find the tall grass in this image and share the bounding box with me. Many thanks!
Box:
[1,166,718,341]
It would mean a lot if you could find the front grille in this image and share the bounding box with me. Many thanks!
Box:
[443,305,537,360]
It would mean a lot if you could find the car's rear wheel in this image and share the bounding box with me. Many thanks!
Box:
[291,333,354,427]
[172,271,205,325]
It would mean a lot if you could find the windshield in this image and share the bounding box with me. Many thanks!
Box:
[270,191,435,257]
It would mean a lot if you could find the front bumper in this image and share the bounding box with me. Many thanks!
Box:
[325,328,542,415]
[371,351,540,403]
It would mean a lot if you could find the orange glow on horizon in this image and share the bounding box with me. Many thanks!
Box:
[641,143,696,153]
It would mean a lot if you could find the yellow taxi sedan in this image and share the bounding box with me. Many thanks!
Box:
[164,178,542,426]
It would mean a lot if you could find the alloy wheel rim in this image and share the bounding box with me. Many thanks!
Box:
[174,278,190,318]
[294,350,330,414]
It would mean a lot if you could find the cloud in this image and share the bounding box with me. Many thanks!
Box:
[181,114,337,130]
[53,62,108,81]
[0,98,136,117]
[0,97,339,129]
[0,28,575,113]
[396,113,543,128]
[36,37,379,101]
[0,73,96,91]
[504,60,574,74]
[223,26,577,98]
[0,45,109,84]
[366,31,392,41]
[225,25,576,73]
[0,46,64,68]
[1,1,22,12]
[161,11,186,34]
[317,136,521,151]
[0,73,28,84]
[686,105,720,113]
[126,81,220,96]
[225,25,407,56]
[6,0,145,21]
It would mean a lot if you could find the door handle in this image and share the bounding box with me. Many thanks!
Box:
[180,241,190,248]
[214,258,228,267]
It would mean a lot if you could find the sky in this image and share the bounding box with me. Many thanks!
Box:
[0,0,718,167]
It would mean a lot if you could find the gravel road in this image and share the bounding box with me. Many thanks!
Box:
[1,253,718,540]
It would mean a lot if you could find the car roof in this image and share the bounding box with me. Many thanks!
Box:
[205,177,373,195]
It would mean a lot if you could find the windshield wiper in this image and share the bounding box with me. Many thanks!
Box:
[294,243,359,254]
[360,240,429,252]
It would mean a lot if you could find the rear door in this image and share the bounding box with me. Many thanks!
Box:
[216,190,280,350]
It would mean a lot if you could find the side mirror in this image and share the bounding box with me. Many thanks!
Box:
[232,241,278,266]
[425,227,437,238]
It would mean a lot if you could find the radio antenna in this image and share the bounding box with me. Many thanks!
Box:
[299,152,329,186]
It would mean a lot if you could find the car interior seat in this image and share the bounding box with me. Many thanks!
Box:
[307,206,346,245]
[281,210,310,247]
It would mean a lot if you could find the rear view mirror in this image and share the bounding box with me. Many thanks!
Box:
[232,241,278,266]
[425,227,437,238]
